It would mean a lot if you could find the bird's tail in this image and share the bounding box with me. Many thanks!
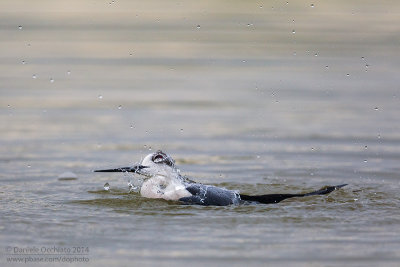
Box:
[239,184,347,204]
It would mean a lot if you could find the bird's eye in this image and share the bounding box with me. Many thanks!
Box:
[153,154,164,163]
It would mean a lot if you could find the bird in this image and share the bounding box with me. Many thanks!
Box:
[94,150,347,206]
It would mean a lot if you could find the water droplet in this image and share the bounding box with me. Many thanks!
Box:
[22,60,26,65]
[363,159,367,163]
[346,74,350,77]
[18,25,22,30]
[377,134,381,139]
[196,25,201,29]
[104,182,110,191]
[50,78,54,83]
[118,105,122,110]
[67,70,71,75]
[361,57,365,60]
[32,74,37,79]
[180,128,183,132]
[293,52,297,56]
[365,64,369,68]
[292,29,296,34]
[259,5,263,8]
[130,125,134,129]
[311,147,314,151]
[129,53,133,56]
[314,53,318,57]
[325,65,329,69]
[364,145,368,150]
[311,4,314,8]
[374,107,378,111]
[27,165,31,168]
[98,95,103,99]
[7,104,11,108]
[128,181,139,192]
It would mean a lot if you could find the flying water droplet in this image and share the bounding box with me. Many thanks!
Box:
[363,159,367,163]
[346,74,350,77]
[118,105,122,110]
[314,53,318,57]
[98,95,103,99]
[311,4,314,8]
[104,182,110,191]
[292,29,296,34]
[374,107,378,111]
[364,145,368,150]
[22,60,26,65]
[32,74,37,79]
[50,78,54,83]
[67,70,71,75]
[27,164,31,168]
[130,125,134,129]
[128,181,140,192]
[196,25,201,29]
[18,25,22,30]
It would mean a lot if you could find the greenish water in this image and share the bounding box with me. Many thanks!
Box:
[1,1,400,266]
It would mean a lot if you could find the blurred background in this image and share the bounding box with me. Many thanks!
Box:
[1,0,399,266]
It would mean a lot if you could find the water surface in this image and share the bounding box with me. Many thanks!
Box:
[1,0,399,266]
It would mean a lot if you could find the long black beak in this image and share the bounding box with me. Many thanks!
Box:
[94,165,148,173]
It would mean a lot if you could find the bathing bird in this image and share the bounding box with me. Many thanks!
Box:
[94,150,346,206]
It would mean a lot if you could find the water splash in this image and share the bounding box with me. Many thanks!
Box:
[104,182,110,191]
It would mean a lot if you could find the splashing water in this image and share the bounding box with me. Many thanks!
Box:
[104,182,110,191]
[128,180,141,193]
